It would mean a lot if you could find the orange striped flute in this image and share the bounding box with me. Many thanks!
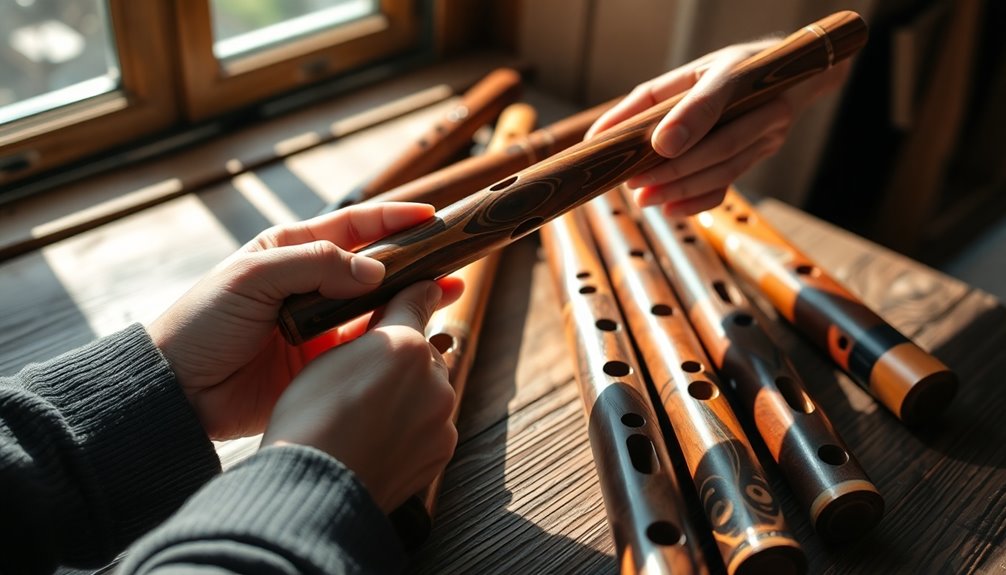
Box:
[694,189,957,425]
[632,190,883,540]
[278,11,869,345]
[543,211,709,575]
[320,68,523,212]
[583,193,805,575]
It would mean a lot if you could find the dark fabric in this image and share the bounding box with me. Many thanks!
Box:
[0,324,404,574]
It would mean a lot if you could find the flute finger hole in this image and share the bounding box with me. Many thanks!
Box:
[595,319,618,331]
[775,376,815,414]
[429,333,456,355]
[489,175,518,191]
[603,360,632,377]
[629,248,646,258]
[837,335,850,350]
[675,222,688,230]
[621,413,645,427]
[724,203,734,212]
[688,380,719,400]
[579,285,597,295]
[417,138,429,149]
[646,521,684,546]
[626,434,658,474]
[681,360,702,373]
[713,281,733,304]
[795,264,819,276]
[736,214,750,224]
[733,313,754,326]
[682,235,697,244]
[576,271,591,279]
[611,208,623,216]
[651,304,673,316]
[511,217,544,239]
[818,444,849,466]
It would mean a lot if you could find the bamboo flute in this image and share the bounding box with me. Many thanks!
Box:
[319,68,523,212]
[693,189,957,425]
[542,211,709,575]
[631,190,884,540]
[582,193,804,575]
[366,98,616,209]
[420,103,537,517]
[279,11,869,345]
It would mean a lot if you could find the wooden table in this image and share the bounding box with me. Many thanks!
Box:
[2,75,1004,574]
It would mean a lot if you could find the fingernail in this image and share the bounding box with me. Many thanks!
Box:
[350,255,385,284]
[426,282,443,307]
[656,125,690,157]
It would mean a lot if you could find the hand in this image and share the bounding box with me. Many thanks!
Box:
[587,39,850,215]
[148,202,463,440]
[263,280,457,513]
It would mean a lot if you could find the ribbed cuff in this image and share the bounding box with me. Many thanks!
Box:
[25,323,221,555]
[122,445,406,574]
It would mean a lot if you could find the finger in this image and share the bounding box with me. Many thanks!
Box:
[247,202,435,252]
[585,61,706,139]
[237,240,387,302]
[661,188,728,217]
[374,281,442,332]
[627,97,792,189]
[364,276,464,333]
[634,133,783,207]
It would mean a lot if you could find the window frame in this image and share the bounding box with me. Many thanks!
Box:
[0,1,179,186]
[172,0,422,121]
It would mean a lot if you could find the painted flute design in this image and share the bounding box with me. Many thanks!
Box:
[633,190,883,540]
[694,189,957,425]
[583,193,804,575]
[280,11,869,345]
[543,211,709,575]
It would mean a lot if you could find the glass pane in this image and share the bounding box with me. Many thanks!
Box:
[0,0,120,125]
[211,0,379,61]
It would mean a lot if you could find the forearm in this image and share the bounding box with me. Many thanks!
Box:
[0,324,221,574]
[120,445,406,575]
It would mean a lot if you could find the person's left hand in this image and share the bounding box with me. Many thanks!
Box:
[148,202,462,440]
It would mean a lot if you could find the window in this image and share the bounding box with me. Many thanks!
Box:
[174,0,420,120]
[0,0,423,186]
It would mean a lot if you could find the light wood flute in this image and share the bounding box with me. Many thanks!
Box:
[542,211,709,575]
[278,11,869,346]
[631,190,884,540]
[583,193,805,575]
[694,189,957,425]
[385,104,538,548]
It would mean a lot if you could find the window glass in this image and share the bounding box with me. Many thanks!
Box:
[0,0,119,125]
[210,0,379,61]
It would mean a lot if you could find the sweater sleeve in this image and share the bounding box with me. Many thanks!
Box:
[119,445,407,575]
[0,324,221,574]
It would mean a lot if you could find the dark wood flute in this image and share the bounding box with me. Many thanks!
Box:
[320,67,523,211]
[367,98,617,209]
[279,11,869,345]
[694,189,957,425]
[582,194,804,575]
[420,103,537,517]
[542,211,709,575]
[631,190,884,540]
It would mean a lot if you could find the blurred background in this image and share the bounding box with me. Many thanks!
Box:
[0,0,1003,295]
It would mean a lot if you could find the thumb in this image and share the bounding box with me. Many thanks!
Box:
[234,240,386,303]
[374,281,442,332]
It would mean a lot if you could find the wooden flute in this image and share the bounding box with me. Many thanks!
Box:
[694,189,957,425]
[542,211,709,575]
[320,67,523,212]
[384,104,539,549]
[279,11,869,345]
[583,193,804,575]
[367,98,616,209]
[632,191,884,540]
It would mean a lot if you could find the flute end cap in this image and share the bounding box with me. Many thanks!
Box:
[899,368,959,426]
[733,541,806,575]
[817,11,870,63]
[812,481,885,541]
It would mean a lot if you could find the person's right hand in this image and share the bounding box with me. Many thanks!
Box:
[262,280,457,513]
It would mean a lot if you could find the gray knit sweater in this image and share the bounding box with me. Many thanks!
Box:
[0,324,405,574]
